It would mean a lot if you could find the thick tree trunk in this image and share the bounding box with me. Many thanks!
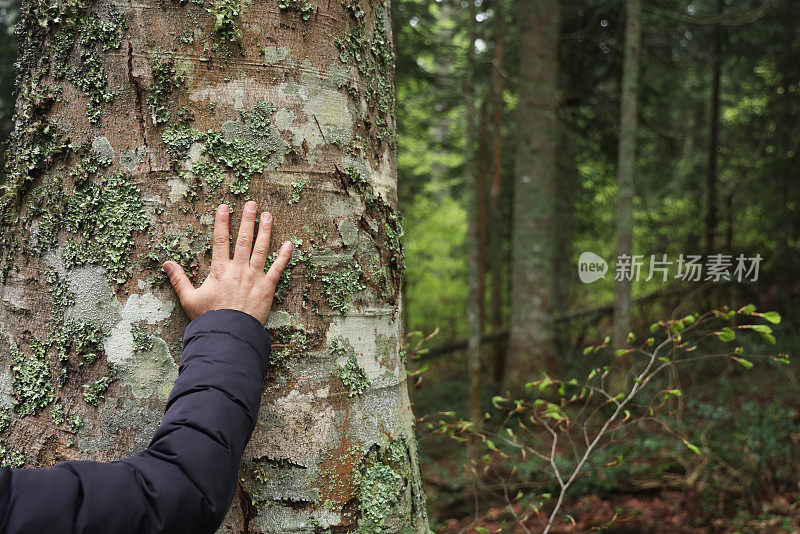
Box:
[0,0,428,530]
[504,0,559,390]
[611,0,641,382]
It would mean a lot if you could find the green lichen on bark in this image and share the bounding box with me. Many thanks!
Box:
[209,0,243,42]
[82,376,112,406]
[338,353,369,397]
[288,178,308,205]
[278,0,313,20]
[10,342,54,417]
[335,0,395,145]
[358,464,402,531]
[61,170,149,282]
[131,325,154,352]
[147,58,184,124]
[317,261,365,315]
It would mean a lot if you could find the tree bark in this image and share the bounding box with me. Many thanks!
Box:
[504,0,559,390]
[611,0,641,383]
[464,0,483,439]
[488,0,506,385]
[705,0,723,256]
[0,0,428,530]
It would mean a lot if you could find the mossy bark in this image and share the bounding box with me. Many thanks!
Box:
[0,0,428,530]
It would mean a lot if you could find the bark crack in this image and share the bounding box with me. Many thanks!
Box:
[126,40,151,172]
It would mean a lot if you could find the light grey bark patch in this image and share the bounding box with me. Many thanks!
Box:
[119,146,147,171]
[64,266,123,331]
[266,310,292,329]
[91,136,115,163]
[116,337,177,400]
[253,502,340,532]
[76,395,162,457]
[244,459,320,504]
[103,292,174,365]
[221,119,289,169]
[263,45,293,65]
[337,217,359,248]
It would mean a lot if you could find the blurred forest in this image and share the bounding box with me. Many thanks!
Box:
[3,0,800,531]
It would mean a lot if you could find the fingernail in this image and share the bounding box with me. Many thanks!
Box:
[245,201,257,214]
[219,204,229,214]
[163,263,174,275]
[264,212,272,223]
[284,241,293,251]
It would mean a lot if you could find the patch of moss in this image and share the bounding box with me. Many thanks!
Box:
[10,342,54,417]
[82,376,112,406]
[68,414,85,433]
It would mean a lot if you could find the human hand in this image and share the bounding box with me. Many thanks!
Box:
[162,201,293,325]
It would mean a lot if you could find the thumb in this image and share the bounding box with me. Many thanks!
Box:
[163,261,194,303]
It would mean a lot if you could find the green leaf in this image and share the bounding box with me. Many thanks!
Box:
[615,349,628,357]
[583,345,593,355]
[626,332,636,344]
[761,311,782,324]
[665,389,682,397]
[684,440,702,455]
[750,324,776,344]
[741,303,756,314]
[732,356,754,369]
[717,327,735,342]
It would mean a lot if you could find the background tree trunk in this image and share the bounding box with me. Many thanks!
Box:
[504,0,559,390]
[488,0,506,386]
[0,0,428,530]
[611,0,641,385]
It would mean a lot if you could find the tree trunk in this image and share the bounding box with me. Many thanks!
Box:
[464,0,483,440]
[0,0,428,530]
[705,0,723,256]
[611,0,641,384]
[504,0,559,390]
[489,0,506,385]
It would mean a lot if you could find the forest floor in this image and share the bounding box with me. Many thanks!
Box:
[435,491,800,533]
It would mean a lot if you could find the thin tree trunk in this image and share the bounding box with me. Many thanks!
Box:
[611,0,641,387]
[477,100,490,332]
[504,0,559,390]
[489,0,506,385]
[0,0,428,531]
[705,0,723,255]
[465,0,483,440]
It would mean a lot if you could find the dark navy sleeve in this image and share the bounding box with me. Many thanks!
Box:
[0,309,269,534]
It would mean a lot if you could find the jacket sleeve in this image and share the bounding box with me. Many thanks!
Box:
[0,309,269,534]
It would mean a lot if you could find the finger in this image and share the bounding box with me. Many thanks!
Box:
[212,204,230,265]
[163,261,194,302]
[233,201,258,265]
[265,241,293,287]
[250,211,273,271]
